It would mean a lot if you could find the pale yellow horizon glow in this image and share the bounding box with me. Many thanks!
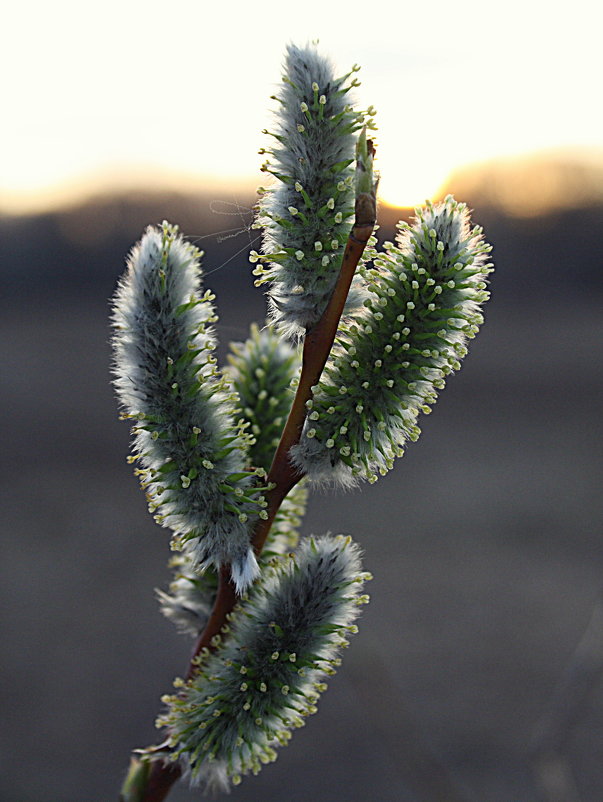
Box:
[3,0,603,214]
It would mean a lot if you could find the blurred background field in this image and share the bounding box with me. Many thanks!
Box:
[2,1,603,800]
[2,177,603,801]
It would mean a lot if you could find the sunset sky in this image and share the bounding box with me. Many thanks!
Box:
[3,0,602,213]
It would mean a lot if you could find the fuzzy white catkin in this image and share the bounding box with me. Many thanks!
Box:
[111,222,263,591]
[227,323,299,472]
[291,197,493,486]
[226,323,310,556]
[253,43,368,338]
[159,535,371,791]
[158,324,308,636]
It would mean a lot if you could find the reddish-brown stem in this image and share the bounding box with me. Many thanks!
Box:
[186,565,237,680]
[252,221,376,556]
[128,760,183,802]
[127,190,376,802]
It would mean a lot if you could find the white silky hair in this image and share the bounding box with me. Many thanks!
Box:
[257,43,368,339]
[291,197,493,486]
[112,224,263,591]
[160,535,370,789]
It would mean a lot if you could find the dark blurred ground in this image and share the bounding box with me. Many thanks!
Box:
[1,190,603,802]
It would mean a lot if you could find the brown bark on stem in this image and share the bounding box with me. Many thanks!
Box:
[127,760,183,802]
[126,189,376,802]
[186,205,376,669]
[252,218,376,556]
[186,565,237,680]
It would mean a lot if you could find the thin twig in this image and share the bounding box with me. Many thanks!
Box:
[251,220,376,555]
[186,205,375,667]
[185,565,237,680]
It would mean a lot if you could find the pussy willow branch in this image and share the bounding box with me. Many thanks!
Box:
[128,184,377,802]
